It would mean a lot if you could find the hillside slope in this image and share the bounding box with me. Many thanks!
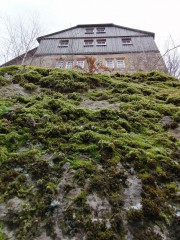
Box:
[0,66,180,240]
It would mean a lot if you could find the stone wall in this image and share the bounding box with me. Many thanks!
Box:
[30,52,167,74]
[4,51,168,74]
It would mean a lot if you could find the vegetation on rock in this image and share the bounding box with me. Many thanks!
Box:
[0,66,179,240]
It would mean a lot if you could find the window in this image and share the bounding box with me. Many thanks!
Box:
[85,28,94,34]
[84,39,94,46]
[76,60,85,68]
[106,59,114,68]
[96,39,106,46]
[56,61,64,68]
[117,59,125,68]
[66,61,73,69]
[96,27,106,33]
[122,38,132,45]
[59,39,69,47]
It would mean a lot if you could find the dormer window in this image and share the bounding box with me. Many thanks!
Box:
[85,28,94,34]
[84,39,94,47]
[122,38,132,45]
[59,39,69,47]
[96,39,106,46]
[96,27,106,33]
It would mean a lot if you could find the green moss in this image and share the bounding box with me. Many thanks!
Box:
[127,209,143,222]
[0,65,21,76]
[166,94,180,106]
[0,223,8,240]
[0,66,180,239]
[0,76,8,87]
[166,182,178,193]
[23,83,38,91]
[142,198,161,220]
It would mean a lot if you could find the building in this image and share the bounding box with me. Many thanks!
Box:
[2,24,167,73]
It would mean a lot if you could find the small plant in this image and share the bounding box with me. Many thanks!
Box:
[0,76,7,87]
[0,105,9,117]
[24,83,38,91]
[127,208,143,222]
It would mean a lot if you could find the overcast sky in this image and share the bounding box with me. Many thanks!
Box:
[1,0,180,54]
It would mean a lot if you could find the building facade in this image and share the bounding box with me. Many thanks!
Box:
[3,24,167,73]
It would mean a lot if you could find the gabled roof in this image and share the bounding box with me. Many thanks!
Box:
[37,23,155,42]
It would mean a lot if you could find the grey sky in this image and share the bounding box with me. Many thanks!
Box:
[1,0,180,54]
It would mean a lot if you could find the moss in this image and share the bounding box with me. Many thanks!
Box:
[98,140,115,161]
[0,223,8,240]
[0,105,9,117]
[127,209,143,223]
[0,76,8,87]
[0,66,180,239]
[166,182,178,193]
[133,226,163,240]
[23,70,41,83]
[0,65,21,76]
[23,83,38,91]
[166,94,180,106]
[142,198,161,220]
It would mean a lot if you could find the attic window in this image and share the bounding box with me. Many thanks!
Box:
[59,39,69,47]
[96,39,106,46]
[122,38,132,45]
[85,28,94,34]
[84,39,94,46]
[96,27,106,33]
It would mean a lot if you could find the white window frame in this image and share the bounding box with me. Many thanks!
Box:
[96,39,106,46]
[106,59,114,68]
[84,39,94,47]
[96,27,106,33]
[59,39,69,47]
[76,60,85,68]
[85,28,94,34]
[66,61,73,69]
[122,38,132,45]
[56,61,64,69]
[117,59,125,68]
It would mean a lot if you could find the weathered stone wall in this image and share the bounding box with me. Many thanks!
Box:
[30,52,168,74]
[3,52,167,74]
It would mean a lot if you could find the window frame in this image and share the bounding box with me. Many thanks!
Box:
[66,61,73,69]
[59,39,69,47]
[96,39,106,46]
[56,60,64,69]
[116,59,125,68]
[122,38,132,45]
[85,27,94,34]
[84,39,94,47]
[76,60,85,68]
[96,27,106,33]
[106,59,114,68]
